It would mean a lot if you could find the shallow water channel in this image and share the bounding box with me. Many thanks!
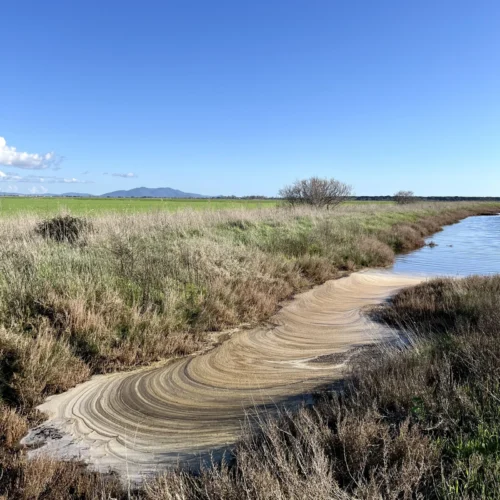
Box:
[393,213,500,276]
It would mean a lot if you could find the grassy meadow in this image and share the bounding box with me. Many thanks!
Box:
[0,196,279,216]
[0,196,394,217]
[0,201,499,498]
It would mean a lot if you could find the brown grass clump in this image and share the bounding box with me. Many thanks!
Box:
[0,455,124,500]
[0,407,123,499]
[0,407,28,449]
[144,404,438,499]
[374,275,500,335]
[0,324,89,407]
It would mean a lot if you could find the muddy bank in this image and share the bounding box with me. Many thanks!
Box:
[23,271,422,481]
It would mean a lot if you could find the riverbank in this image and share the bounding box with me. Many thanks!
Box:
[1,202,499,498]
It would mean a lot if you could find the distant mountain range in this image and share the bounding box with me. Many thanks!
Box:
[61,192,96,197]
[100,187,204,198]
[0,187,205,198]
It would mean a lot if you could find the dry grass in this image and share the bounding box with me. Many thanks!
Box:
[0,324,90,407]
[0,453,123,500]
[0,201,499,498]
[0,407,28,449]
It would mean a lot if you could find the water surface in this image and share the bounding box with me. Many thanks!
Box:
[392,214,500,277]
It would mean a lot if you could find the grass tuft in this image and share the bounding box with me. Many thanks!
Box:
[35,215,92,244]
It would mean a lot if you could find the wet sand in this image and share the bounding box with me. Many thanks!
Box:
[23,270,423,481]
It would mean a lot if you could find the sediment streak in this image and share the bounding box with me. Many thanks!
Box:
[23,271,422,480]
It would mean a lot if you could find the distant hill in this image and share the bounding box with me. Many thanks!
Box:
[61,192,96,197]
[101,187,205,198]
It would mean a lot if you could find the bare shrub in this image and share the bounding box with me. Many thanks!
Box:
[394,190,416,205]
[279,177,352,209]
[35,215,92,243]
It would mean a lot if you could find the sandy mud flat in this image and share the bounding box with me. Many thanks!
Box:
[23,270,423,481]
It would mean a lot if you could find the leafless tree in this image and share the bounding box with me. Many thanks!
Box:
[279,177,352,209]
[394,190,416,204]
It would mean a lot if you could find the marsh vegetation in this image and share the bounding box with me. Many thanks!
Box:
[0,201,499,498]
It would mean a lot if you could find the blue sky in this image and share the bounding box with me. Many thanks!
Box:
[1,0,499,196]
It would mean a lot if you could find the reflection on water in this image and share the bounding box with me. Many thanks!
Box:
[392,214,500,277]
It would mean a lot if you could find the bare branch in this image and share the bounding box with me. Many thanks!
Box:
[279,177,352,209]
[393,190,416,205]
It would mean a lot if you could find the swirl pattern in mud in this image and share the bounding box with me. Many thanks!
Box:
[23,271,423,480]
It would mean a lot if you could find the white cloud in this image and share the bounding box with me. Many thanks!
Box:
[0,137,62,170]
[61,178,90,184]
[0,183,19,193]
[29,186,49,194]
[0,170,21,181]
[0,169,91,184]
[111,172,137,178]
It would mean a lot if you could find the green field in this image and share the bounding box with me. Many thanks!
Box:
[0,197,393,217]
[0,196,279,216]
